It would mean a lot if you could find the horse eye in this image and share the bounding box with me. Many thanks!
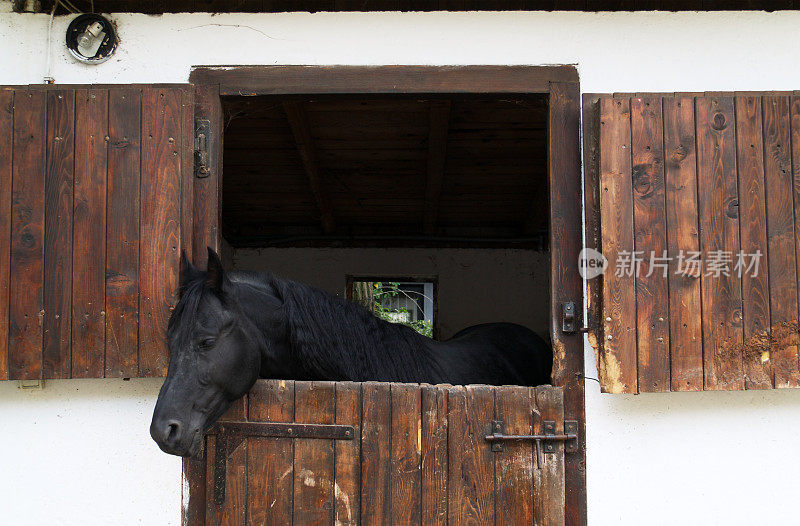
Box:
[197,337,216,350]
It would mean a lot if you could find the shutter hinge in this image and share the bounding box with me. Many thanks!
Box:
[194,118,210,178]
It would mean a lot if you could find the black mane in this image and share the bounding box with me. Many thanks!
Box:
[232,271,443,382]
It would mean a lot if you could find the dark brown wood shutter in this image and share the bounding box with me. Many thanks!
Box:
[0,85,192,380]
[585,92,800,393]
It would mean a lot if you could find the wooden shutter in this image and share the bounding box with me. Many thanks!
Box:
[0,85,192,380]
[585,93,800,393]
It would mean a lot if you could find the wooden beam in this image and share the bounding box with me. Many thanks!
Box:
[282,101,336,234]
[423,100,450,235]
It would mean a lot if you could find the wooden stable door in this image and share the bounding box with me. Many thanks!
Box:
[199,380,570,526]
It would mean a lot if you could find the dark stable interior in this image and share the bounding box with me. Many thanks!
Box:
[220,93,550,249]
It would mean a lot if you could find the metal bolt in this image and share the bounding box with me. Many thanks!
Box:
[607,335,613,340]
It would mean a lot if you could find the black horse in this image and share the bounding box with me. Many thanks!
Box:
[150,248,552,457]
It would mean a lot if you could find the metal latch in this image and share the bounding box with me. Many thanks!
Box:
[562,301,591,334]
[208,422,356,504]
[194,118,210,178]
[487,419,579,468]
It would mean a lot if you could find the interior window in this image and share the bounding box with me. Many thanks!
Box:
[349,279,436,338]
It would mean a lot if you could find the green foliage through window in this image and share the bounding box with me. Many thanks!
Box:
[352,281,434,338]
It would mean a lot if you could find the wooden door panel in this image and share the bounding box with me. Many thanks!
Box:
[202,380,569,526]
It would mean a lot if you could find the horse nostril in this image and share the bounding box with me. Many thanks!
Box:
[165,420,182,445]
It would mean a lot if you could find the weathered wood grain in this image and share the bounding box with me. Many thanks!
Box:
[390,383,422,524]
[447,385,495,526]
[0,90,11,380]
[139,88,181,376]
[695,96,744,390]
[72,88,108,378]
[495,385,534,525]
[334,381,361,526]
[789,95,800,387]
[193,85,221,266]
[9,89,46,380]
[293,381,336,525]
[762,95,800,388]
[663,96,704,391]
[534,386,566,526]
[42,89,74,379]
[206,395,247,526]
[734,96,773,389]
[360,381,391,525]
[246,379,295,526]
[421,384,448,526]
[599,97,638,393]
[631,97,670,392]
[105,88,141,378]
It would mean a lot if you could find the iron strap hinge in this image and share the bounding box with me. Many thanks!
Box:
[207,421,355,440]
[194,118,210,178]
[487,419,579,468]
[209,422,356,505]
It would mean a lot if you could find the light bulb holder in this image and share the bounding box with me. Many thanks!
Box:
[66,14,118,65]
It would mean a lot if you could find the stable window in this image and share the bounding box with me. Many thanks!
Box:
[347,277,437,338]
[186,66,585,526]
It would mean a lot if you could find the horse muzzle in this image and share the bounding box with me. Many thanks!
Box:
[150,417,200,457]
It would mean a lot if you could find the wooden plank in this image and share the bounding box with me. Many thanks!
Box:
[390,383,422,524]
[0,90,11,380]
[192,66,578,96]
[495,386,534,526]
[790,95,800,387]
[334,381,362,526]
[663,96,704,391]
[139,87,181,377]
[421,384,448,526]
[206,396,247,526]
[246,380,295,526]
[282,101,336,234]
[360,382,391,525]
[696,96,744,390]
[42,89,74,379]
[762,95,800,388]
[293,381,336,526]
[734,95,772,389]
[598,97,638,393]
[549,81,586,526]
[8,89,46,380]
[447,385,494,526]
[423,100,451,235]
[630,97,670,392]
[180,88,194,284]
[105,88,141,378]
[72,88,108,378]
[193,84,222,266]
[534,386,566,526]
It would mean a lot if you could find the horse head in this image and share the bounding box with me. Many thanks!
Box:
[150,248,264,457]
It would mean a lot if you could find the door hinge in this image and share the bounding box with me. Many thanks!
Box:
[194,118,210,178]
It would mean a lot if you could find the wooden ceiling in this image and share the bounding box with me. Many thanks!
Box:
[19,0,800,12]
[221,94,549,248]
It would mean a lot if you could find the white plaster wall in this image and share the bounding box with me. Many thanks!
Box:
[2,5,800,525]
[232,247,551,339]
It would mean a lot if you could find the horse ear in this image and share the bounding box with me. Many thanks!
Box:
[179,250,198,291]
[205,247,225,293]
